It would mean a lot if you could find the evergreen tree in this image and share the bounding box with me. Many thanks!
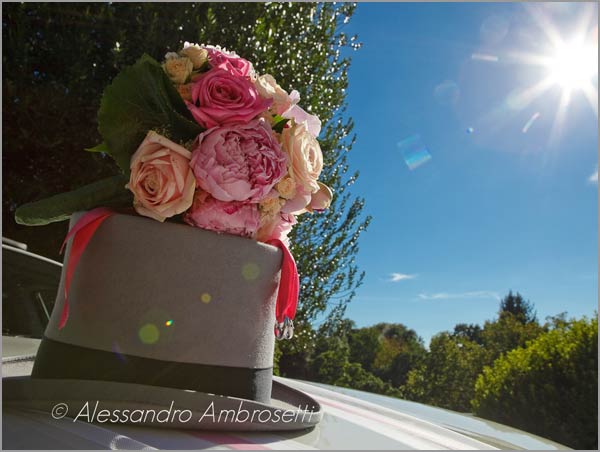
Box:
[498,290,537,324]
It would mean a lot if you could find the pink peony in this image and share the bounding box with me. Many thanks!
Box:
[128,131,195,222]
[186,69,270,129]
[184,191,260,238]
[206,46,253,77]
[190,119,287,203]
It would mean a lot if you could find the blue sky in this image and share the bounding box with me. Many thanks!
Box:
[340,2,598,344]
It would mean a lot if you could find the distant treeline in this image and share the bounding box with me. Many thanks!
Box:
[276,291,598,450]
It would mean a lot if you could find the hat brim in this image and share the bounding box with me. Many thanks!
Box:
[3,376,322,431]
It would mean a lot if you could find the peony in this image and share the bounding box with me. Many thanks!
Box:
[280,122,323,194]
[206,46,253,77]
[179,42,208,69]
[254,74,297,116]
[184,191,260,238]
[163,56,193,84]
[128,131,195,222]
[186,69,271,129]
[190,119,287,203]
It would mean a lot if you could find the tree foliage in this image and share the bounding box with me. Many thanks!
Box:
[3,3,370,364]
[498,290,537,324]
[473,316,598,450]
[480,313,545,362]
[403,295,546,411]
[452,323,483,345]
[403,332,487,411]
[307,321,403,397]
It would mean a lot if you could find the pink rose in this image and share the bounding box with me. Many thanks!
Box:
[186,69,271,129]
[190,119,287,203]
[184,191,260,238]
[206,46,253,77]
[128,131,195,222]
[256,212,297,247]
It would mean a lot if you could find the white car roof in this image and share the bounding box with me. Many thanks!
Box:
[2,336,569,450]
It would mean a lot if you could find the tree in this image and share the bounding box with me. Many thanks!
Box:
[452,323,483,345]
[473,316,598,450]
[498,290,537,324]
[309,321,401,397]
[3,4,370,372]
[370,323,426,387]
[348,326,381,373]
[402,293,546,412]
[402,332,486,411]
[480,313,545,362]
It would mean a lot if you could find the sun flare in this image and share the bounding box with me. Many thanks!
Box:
[546,40,598,91]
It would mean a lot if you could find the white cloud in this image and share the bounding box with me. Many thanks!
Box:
[418,291,500,301]
[388,273,417,282]
[588,168,598,184]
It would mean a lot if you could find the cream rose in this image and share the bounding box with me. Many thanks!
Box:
[276,176,297,200]
[259,196,285,223]
[128,131,195,222]
[179,43,208,69]
[163,56,193,84]
[255,74,297,116]
[281,123,323,194]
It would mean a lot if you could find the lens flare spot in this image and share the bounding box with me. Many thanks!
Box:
[112,342,127,362]
[200,293,212,304]
[165,319,173,327]
[522,112,541,133]
[397,135,432,171]
[242,262,261,281]
[471,53,499,62]
[466,127,475,134]
[138,323,160,344]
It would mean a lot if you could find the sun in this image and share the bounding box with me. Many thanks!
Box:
[546,39,598,91]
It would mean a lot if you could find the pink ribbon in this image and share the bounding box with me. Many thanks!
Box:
[266,239,299,324]
[58,208,115,329]
[58,210,299,336]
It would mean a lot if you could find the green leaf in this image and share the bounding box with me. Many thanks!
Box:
[272,115,290,134]
[84,142,110,153]
[15,175,132,226]
[97,54,203,174]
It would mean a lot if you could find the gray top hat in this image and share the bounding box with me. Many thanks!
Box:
[6,212,322,431]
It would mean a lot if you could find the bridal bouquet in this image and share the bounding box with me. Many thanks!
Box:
[16,43,332,246]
